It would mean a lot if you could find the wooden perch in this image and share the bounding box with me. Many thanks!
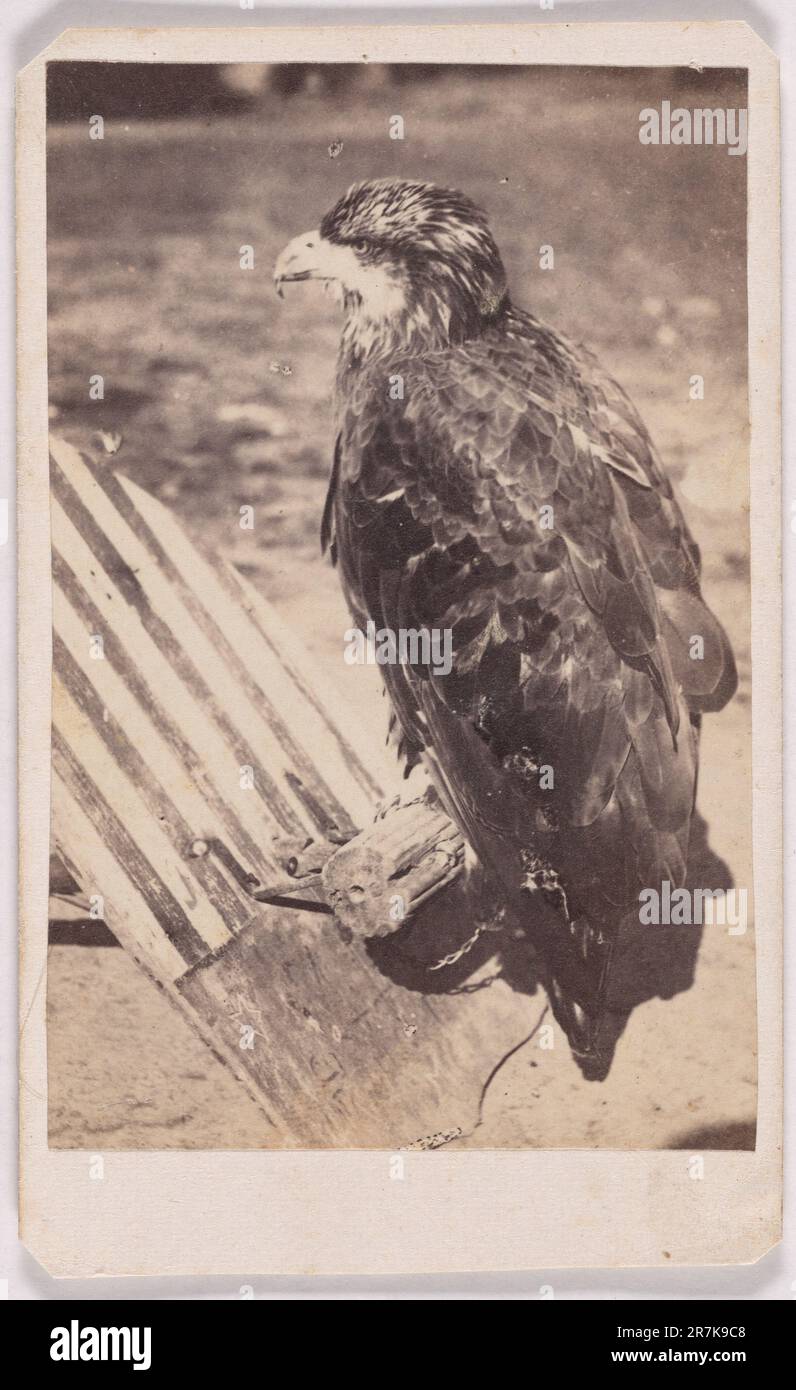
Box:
[322,792,465,938]
[252,789,466,940]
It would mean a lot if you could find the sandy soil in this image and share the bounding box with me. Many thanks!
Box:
[46,67,755,1150]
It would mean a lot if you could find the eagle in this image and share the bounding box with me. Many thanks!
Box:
[274,178,737,1076]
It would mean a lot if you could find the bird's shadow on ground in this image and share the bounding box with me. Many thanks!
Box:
[368,809,733,1079]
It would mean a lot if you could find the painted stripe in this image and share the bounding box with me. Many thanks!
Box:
[51,513,303,873]
[54,627,249,935]
[51,768,188,983]
[53,673,230,954]
[53,675,229,957]
[53,548,278,886]
[77,449,360,840]
[119,472,381,821]
[52,722,210,967]
[51,455,310,838]
[53,545,278,885]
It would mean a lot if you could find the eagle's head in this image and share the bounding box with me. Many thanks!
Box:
[274,179,508,361]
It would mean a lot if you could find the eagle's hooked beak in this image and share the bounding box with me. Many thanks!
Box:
[274,228,403,316]
[274,229,326,298]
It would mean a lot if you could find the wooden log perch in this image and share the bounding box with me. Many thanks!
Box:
[249,788,466,940]
[322,792,466,938]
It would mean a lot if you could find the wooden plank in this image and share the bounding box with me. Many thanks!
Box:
[178,905,532,1148]
[53,680,231,959]
[50,434,535,1147]
[50,768,188,984]
[52,461,315,840]
[116,472,381,828]
[52,534,291,892]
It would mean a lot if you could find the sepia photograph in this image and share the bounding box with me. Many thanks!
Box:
[40,53,760,1157]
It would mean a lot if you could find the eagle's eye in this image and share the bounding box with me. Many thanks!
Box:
[350,238,370,254]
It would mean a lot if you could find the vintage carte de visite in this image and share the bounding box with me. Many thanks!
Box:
[17,23,780,1277]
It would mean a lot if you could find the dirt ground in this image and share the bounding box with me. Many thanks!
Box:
[45,66,755,1150]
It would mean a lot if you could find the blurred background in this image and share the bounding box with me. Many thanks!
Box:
[45,62,755,1151]
[46,62,749,594]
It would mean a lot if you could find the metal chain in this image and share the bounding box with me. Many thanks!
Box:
[427,921,489,972]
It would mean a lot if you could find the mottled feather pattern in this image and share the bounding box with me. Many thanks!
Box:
[305,180,737,1067]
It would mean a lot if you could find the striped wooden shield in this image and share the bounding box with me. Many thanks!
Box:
[50,434,530,1147]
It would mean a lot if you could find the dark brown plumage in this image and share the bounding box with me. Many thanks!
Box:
[275,179,737,1075]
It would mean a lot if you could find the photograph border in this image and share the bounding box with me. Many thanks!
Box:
[18,21,781,1276]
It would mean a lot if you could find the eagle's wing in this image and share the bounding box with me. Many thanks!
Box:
[328,319,736,1062]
